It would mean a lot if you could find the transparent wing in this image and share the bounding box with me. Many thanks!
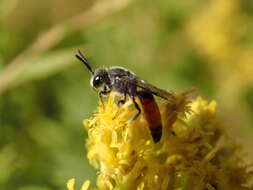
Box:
[136,79,176,101]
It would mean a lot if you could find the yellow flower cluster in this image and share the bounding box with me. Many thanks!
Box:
[187,0,253,105]
[68,91,252,190]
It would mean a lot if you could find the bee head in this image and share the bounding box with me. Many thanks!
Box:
[91,68,111,91]
[75,50,111,92]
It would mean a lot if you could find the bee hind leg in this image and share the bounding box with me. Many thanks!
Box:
[127,96,141,124]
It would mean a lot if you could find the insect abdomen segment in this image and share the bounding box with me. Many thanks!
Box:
[137,90,162,143]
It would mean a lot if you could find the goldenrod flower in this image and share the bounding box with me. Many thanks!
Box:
[68,91,252,190]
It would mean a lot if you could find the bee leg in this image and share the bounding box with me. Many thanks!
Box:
[117,92,127,107]
[127,96,141,124]
[113,93,127,120]
[99,91,109,109]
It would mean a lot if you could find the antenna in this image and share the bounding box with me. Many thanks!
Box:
[75,50,94,75]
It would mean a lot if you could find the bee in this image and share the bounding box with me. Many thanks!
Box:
[76,50,176,143]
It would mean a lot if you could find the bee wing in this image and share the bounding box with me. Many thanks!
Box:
[136,79,176,102]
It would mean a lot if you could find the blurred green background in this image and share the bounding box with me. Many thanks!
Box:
[0,0,253,189]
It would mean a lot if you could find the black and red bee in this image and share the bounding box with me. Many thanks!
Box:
[76,50,175,143]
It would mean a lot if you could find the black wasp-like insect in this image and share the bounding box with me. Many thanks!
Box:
[76,50,176,143]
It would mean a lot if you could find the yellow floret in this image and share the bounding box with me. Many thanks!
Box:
[68,91,252,190]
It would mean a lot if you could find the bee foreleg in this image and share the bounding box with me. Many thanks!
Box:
[99,91,109,108]
[127,96,141,124]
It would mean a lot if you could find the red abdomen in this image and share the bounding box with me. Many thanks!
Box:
[138,91,162,143]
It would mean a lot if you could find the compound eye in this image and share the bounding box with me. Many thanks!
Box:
[93,75,103,88]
